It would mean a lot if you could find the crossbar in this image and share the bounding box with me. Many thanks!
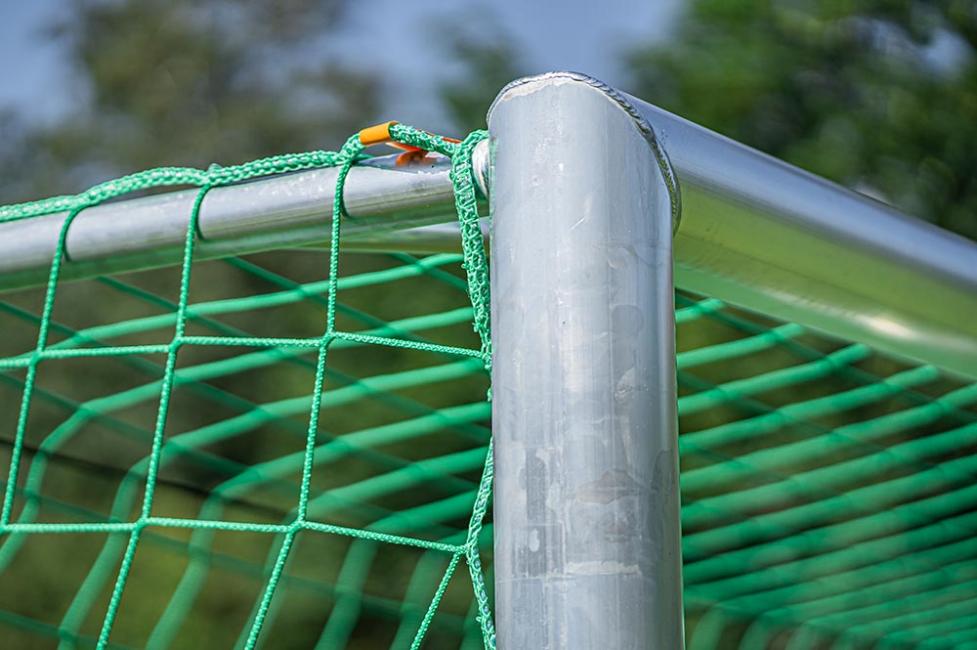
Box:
[1,76,975,377]
[0,151,488,291]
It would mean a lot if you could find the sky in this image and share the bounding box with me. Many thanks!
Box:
[0,0,69,123]
[0,0,681,127]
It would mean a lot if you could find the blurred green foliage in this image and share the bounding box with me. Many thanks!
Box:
[0,0,377,202]
[437,26,524,131]
[1,0,976,648]
[626,0,977,240]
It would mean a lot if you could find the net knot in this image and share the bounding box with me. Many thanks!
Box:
[337,134,365,164]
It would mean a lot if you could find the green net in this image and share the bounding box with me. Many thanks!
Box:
[0,126,495,650]
[1,124,976,650]
[674,295,977,649]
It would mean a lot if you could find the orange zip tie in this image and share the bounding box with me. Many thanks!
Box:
[358,121,460,166]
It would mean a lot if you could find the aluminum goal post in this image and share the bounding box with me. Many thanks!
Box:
[1,72,976,649]
[486,71,977,649]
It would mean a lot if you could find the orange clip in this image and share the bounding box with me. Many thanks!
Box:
[358,121,460,166]
[358,121,399,147]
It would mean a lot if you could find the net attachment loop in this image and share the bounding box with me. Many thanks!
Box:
[358,121,460,166]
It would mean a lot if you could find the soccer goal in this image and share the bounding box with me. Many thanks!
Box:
[0,72,976,650]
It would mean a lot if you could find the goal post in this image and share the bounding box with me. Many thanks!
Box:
[489,74,685,648]
[1,71,977,649]
[1,71,975,380]
[485,71,977,648]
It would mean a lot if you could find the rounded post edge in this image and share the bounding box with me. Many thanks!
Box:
[488,72,685,649]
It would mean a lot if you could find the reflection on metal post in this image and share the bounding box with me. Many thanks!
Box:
[489,73,685,648]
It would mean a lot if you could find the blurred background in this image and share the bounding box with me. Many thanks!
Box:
[1,0,975,240]
[0,1,975,648]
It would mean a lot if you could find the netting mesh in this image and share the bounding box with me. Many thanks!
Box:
[0,126,495,650]
[674,294,977,649]
[1,125,976,650]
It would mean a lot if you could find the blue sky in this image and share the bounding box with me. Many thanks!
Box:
[0,0,69,123]
[0,0,680,127]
